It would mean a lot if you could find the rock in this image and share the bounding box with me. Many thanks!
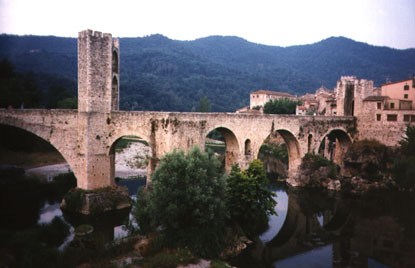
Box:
[327,179,341,191]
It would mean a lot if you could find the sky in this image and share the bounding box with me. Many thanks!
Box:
[1,0,414,49]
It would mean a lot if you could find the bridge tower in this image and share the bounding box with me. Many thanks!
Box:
[76,30,120,189]
[78,29,119,112]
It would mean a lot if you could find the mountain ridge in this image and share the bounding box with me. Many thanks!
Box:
[0,34,414,112]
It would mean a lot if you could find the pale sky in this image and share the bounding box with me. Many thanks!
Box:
[1,0,414,49]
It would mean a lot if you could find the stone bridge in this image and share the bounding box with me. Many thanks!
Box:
[0,30,356,190]
[0,109,354,189]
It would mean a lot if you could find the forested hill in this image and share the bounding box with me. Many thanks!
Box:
[1,34,414,112]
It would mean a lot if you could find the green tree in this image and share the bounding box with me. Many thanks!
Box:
[394,125,415,188]
[133,146,227,257]
[0,58,42,108]
[226,159,277,236]
[263,98,302,114]
[197,96,211,112]
[57,97,77,109]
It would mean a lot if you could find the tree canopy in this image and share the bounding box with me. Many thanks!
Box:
[133,146,227,257]
[263,98,302,114]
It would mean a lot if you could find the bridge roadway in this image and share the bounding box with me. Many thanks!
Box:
[0,108,355,190]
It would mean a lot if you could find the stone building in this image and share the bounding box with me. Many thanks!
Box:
[249,90,297,110]
[381,78,415,110]
[334,76,415,146]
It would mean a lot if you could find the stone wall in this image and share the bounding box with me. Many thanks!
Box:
[357,100,415,146]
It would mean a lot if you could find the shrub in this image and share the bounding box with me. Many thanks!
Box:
[226,159,277,236]
[133,146,227,257]
[302,153,338,179]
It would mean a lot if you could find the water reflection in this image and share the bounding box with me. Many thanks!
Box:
[232,186,415,267]
[232,188,415,268]
[260,188,288,243]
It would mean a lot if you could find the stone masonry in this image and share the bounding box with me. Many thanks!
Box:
[0,30,356,190]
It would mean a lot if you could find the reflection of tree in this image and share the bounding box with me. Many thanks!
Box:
[291,187,337,217]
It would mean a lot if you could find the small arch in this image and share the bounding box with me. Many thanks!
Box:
[112,50,119,74]
[307,134,313,153]
[108,135,152,183]
[205,127,239,172]
[244,139,252,156]
[111,76,119,110]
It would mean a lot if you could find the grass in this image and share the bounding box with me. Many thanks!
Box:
[135,247,198,268]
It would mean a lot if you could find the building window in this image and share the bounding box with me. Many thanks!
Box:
[404,115,410,122]
[376,114,381,121]
[404,94,408,99]
[377,102,382,109]
[404,85,409,90]
[387,114,397,121]
[412,115,415,122]
[390,103,395,109]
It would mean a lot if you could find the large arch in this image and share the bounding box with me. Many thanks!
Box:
[318,128,352,166]
[0,123,76,184]
[204,126,239,172]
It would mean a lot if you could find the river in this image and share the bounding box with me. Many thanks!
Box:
[1,175,414,267]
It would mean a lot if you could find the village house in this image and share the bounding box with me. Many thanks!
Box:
[236,90,297,114]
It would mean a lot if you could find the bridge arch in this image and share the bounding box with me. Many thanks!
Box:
[0,123,77,185]
[204,126,239,172]
[108,132,153,182]
[318,128,352,165]
[257,129,301,176]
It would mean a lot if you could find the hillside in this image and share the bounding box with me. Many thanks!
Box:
[0,34,414,112]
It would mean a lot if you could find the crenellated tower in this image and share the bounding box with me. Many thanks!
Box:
[78,29,119,112]
[76,29,120,189]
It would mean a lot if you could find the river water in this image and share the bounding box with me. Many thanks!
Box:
[1,177,414,267]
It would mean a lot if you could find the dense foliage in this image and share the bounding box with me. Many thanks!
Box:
[133,146,227,257]
[0,58,76,109]
[393,125,415,188]
[301,153,338,179]
[1,34,414,112]
[258,142,288,165]
[263,98,302,114]
[226,160,277,236]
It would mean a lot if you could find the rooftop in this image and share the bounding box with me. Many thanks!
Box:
[381,78,414,87]
[251,90,296,98]
[363,96,390,102]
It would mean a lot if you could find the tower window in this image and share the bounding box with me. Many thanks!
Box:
[404,94,408,99]
[404,85,409,90]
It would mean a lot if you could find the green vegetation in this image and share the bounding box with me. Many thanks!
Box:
[258,142,288,165]
[345,139,393,182]
[135,247,198,268]
[393,125,415,188]
[197,96,211,112]
[263,98,302,114]
[0,58,76,109]
[226,160,277,236]
[302,153,338,179]
[133,146,227,257]
[1,35,414,112]
[0,216,69,268]
[133,147,277,258]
